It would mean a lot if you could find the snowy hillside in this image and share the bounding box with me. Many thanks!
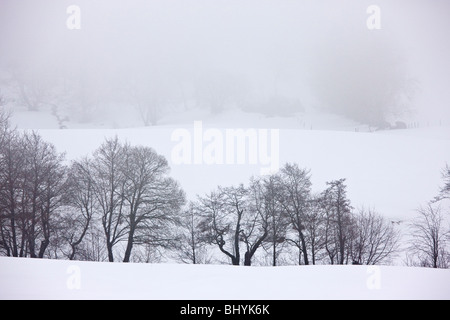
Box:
[32,121,450,224]
[0,256,449,299]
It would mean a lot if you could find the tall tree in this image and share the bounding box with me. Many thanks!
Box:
[261,175,288,266]
[21,132,66,258]
[121,145,185,262]
[321,179,353,265]
[60,158,95,260]
[91,137,128,262]
[278,164,312,265]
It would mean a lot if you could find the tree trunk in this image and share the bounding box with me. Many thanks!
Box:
[299,231,309,265]
[123,226,135,263]
[38,239,49,258]
[244,252,252,266]
[272,240,277,266]
[107,240,114,262]
[233,210,242,266]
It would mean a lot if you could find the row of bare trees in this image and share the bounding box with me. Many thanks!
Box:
[0,110,185,261]
[177,164,401,266]
[1,106,448,266]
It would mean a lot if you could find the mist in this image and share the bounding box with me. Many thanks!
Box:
[0,0,449,126]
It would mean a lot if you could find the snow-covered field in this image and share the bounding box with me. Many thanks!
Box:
[0,256,449,299]
[2,110,450,300]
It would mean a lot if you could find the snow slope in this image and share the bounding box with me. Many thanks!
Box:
[36,124,450,224]
[0,256,449,299]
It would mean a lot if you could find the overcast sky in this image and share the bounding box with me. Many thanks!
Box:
[0,0,449,123]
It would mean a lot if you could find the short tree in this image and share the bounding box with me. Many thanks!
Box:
[174,202,209,264]
[198,185,249,265]
[407,204,449,268]
[350,208,401,265]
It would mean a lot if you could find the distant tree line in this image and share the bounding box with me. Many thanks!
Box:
[0,109,448,267]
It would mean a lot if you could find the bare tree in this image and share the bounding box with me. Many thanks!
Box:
[321,179,353,265]
[0,116,23,257]
[91,137,128,262]
[60,158,95,260]
[242,178,270,266]
[198,186,245,265]
[197,180,274,266]
[435,164,450,202]
[302,194,328,265]
[407,204,449,268]
[174,202,209,264]
[121,145,185,262]
[277,164,312,265]
[21,132,66,258]
[350,208,401,265]
[260,175,288,266]
[0,129,65,258]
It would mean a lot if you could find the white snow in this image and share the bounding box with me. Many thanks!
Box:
[3,109,450,299]
[0,256,449,299]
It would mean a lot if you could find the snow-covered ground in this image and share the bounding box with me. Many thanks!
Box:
[0,256,449,299]
[2,109,450,299]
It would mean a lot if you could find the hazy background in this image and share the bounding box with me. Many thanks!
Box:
[0,0,449,127]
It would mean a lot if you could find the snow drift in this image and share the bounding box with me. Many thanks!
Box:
[0,256,449,300]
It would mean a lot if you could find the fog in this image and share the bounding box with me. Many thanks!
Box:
[0,0,449,126]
